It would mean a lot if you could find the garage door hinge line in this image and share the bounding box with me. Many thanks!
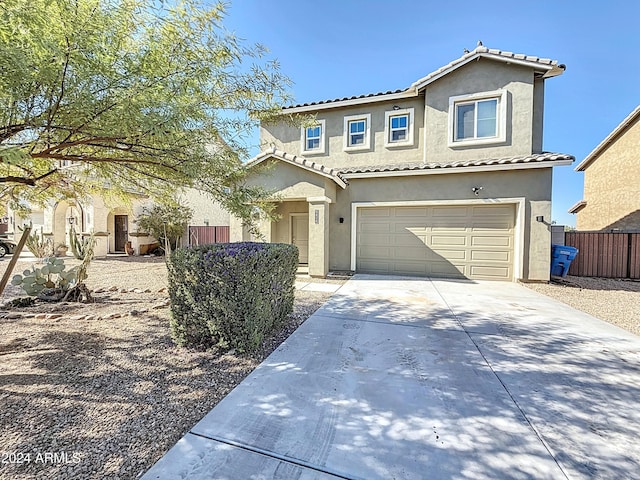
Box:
[428,280,571,480]
[188,432,361,480]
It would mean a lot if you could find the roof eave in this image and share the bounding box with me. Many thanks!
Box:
[575,105,640,171]
[281,88,419,114]
[568,200,587,214]
[245,149,348,189]
[341,158,574,179]
[411,52,563,91]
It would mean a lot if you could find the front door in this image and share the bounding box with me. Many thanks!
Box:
[114,215,128,252]
[291,214,309,264]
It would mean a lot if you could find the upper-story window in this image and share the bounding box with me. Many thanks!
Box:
[301,119,326,154]
[448,89,507,146]
[384,107,415,148]
[343,113,371,151]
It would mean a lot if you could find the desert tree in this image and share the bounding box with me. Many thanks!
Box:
[0,0,291,218]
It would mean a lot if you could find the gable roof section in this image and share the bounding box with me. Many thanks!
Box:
[410,46,566,91]
[574,105,640,171]
[339,152,574,178]
[246,148,348,189]
[282,46,565,114]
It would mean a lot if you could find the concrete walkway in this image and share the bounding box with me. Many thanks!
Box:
[143,275,640,479]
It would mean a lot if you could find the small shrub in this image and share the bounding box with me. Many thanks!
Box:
[168,242,298,352]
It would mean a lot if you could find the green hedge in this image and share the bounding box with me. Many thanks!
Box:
[167,242,298,352]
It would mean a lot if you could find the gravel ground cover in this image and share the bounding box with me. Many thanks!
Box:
[0,255,344,480]
[525,275,640,337]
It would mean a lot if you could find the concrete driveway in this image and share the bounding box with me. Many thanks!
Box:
[143,275,640,479]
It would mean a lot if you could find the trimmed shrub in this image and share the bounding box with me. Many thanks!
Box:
[168,242,298,352]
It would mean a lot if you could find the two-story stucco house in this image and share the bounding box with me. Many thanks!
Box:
[569,105,640,231]
[230,45,574,281]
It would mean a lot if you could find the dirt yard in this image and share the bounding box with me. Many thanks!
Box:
[0,255,343,480]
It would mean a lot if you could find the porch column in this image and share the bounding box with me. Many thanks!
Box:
[307,196,331,278]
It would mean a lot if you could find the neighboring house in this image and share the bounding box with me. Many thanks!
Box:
[569,105,640,231]
[230,45,574,281]
[7,188,229,257]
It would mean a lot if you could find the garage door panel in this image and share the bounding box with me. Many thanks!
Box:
[431,249,467,260]
[360,223,391,234]
[357,205,514,281]
[432,206,468,217]
[361,208,390,218]
[394,207,429,217]
[471,223,512,231]
[390,262,429,275]
[471,236,511,247]
[359,246,391,258]
[470,265,511,279]
[430,261,465,278]
[391,235,427,247]
[471,250,511,261]
[431,235,467,246]
[430,225,467,232]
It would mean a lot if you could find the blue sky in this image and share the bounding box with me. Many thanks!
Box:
[223,0,639,226]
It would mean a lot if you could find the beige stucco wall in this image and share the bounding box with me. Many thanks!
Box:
[329,168,552,281]
[180,188,230,226]
[261,58,544,170]
[423,60,536,162]
[271,201,308,244]
[577,117,640,230]
[261,98,426,169]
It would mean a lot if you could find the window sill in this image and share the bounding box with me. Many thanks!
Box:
[448,136,506,148]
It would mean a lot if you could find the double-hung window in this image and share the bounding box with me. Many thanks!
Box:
[449,90,507,146]
[343,114,371,151]
[384,108,414,147]
[301,119,326,154]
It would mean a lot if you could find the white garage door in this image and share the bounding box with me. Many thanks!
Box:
[356,204,515,281]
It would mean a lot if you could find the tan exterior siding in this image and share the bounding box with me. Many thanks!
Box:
[328,168,552,281]
[577,116,640,230]
[261,98,425,169]
[424,60,535,162]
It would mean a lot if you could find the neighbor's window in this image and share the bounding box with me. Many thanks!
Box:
[301,119,326,154]
[449,90,507,146]
[343,113,371,151]
[384,108,414,147]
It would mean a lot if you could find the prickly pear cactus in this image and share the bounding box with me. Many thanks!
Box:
[11,257,79,297]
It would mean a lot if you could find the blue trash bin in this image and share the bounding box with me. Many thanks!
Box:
[550,244,579,277]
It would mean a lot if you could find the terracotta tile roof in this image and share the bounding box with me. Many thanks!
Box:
[339,152,574,176]
[283,90,406,110]
[246,147,348,188]
[282,45,565,112]
[410,46,565,90]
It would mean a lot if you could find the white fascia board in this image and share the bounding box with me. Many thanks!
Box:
[341,159,574,179]
[282,89,419,114]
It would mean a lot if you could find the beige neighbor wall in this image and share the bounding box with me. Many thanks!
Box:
[180,189,230,226]
[424,59,537,163]
[329,168,553,281]
[578,117,640,231]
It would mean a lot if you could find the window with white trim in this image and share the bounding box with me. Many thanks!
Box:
[449,90,507,146]
[301,119,326,154]
[343,113,371,151]
[384,108,414,147]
